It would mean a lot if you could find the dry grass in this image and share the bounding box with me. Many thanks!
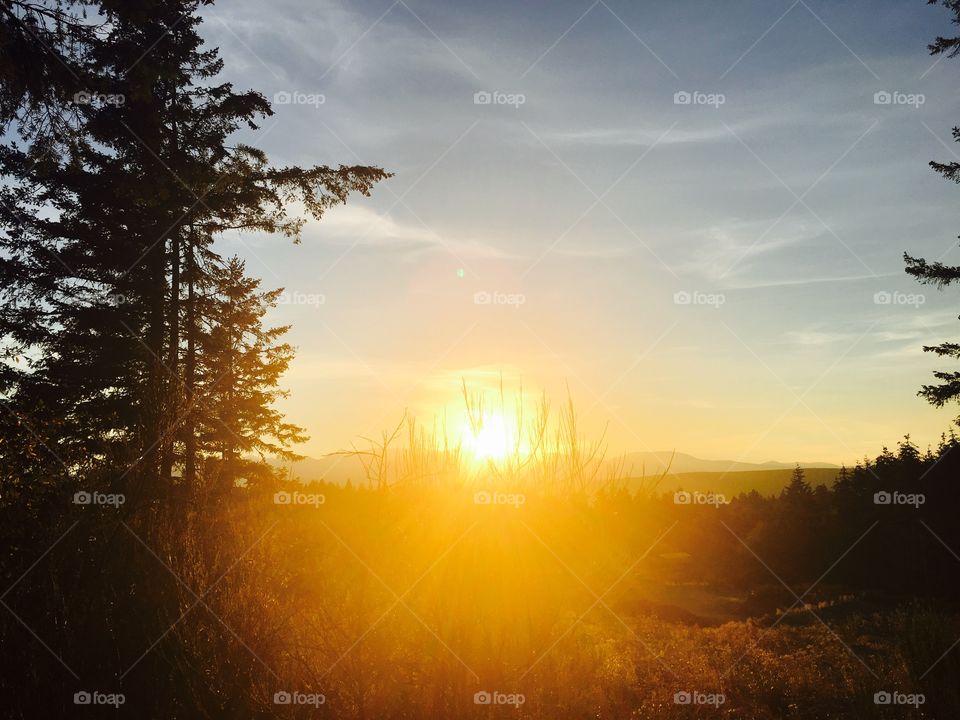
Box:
[3,390,957,718]
[148,482,957,719]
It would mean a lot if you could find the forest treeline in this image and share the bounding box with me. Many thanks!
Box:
[604,434,960,600]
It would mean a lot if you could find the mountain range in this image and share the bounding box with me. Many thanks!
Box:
[273,451,839,486]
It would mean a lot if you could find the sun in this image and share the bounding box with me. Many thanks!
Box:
[462,412,512,462]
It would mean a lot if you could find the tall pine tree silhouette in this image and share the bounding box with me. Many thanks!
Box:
[905,0,960,410]
[193,256,306,490]
[0,0,389,502]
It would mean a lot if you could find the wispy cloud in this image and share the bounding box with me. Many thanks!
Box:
[543,121,764,149]
[307,205,516,260]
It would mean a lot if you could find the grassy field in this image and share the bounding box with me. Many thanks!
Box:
[64,481,950,719]
[4,391,957,718]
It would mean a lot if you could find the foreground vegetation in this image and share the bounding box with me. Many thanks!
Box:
[2,430,959,718]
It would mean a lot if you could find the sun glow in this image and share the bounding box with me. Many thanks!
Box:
[462,412,513,462]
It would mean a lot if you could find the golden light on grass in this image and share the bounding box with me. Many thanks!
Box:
[334,378,614,493]
[457,378,537,471]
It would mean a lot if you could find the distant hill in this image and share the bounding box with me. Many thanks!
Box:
[615,451,838,475]
[273,454,369,485]
[272,450,839,496]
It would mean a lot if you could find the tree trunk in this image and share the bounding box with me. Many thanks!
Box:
[161,231,180,482]
[184,230,197,485]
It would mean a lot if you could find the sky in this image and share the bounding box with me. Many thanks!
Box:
[197,0,960,464]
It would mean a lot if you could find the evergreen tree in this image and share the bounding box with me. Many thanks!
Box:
[905,1,960,409]
[0,0,389,503]
[0,4,388,712]
[192,256,305,490]
[782,464,812,504]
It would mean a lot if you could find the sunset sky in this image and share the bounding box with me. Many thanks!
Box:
[200,0,960,464]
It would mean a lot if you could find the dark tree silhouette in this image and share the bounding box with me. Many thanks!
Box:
[905,1,960,409]
[782,463,813,503]
[0,6,389,712]
[193,256,306,490]
[0,0,389,503]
